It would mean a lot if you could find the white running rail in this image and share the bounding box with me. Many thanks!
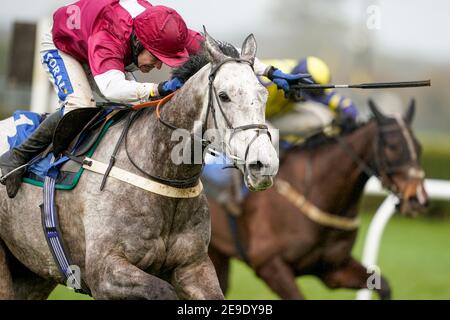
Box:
[356,177,450,300]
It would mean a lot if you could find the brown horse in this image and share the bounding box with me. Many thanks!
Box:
[208,99,428,299]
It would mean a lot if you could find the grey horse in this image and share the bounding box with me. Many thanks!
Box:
[0,32,279,299]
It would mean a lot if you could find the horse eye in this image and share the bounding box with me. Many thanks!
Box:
[219,92,231,102]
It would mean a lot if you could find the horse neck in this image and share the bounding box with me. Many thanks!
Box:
[125,70,209,186]
[282,121,378,218]
[332,121,378,216]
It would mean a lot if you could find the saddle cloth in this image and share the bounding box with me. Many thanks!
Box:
[2,109,126,190]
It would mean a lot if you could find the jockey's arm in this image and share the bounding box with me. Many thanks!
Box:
[94,70,159,103]
[317,89,358,119]
[95,70,182,103]
[89,31,160,103]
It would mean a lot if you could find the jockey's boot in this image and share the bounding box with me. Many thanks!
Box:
[0,111,62,199]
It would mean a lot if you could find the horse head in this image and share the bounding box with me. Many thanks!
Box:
[369,99,428,216]
[199,29,279,191]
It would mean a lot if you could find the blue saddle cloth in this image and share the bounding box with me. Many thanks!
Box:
[7,111,43,149]
[5,111,53,178]
[6,110,119,190]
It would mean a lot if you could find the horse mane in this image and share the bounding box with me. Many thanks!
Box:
[171,41,240,82]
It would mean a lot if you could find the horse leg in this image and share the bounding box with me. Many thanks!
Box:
[0,240,56,300]
[319,258,392,300]
[256,255,304,300]
[11,273,57,300]
[171,256,224,300]
[208,246,230,296]
[88,255,177,300]
[0,240,14,299]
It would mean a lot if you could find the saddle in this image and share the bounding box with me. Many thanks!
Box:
[52,107,103,156]
[24,107,128,190]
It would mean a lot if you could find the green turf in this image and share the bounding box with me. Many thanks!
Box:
[48,211,450,300]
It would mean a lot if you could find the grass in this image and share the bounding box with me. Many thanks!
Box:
[48,211,450,300]
[227,212,450,300]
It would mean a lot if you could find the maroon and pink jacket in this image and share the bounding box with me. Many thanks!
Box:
[52,0,203,76]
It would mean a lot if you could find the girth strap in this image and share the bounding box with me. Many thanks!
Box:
[41,156,89,294]
[82,157,203,198]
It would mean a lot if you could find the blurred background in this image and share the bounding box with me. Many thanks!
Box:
[0,0,448,299]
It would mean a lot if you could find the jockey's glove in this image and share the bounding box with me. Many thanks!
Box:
[336,107,358,132]
[157,77,184,97]
[341,103,358,120]
[266,66,313,94]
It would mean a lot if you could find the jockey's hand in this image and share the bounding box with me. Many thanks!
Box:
[158,77,183,97]
[336,106,358,132]
[341,104,358,120]
[267,66,313,94]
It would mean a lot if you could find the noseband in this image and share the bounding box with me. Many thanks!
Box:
[335,120,424,198]
[372,123,425,193]
[204,58,271,168]
[126,58,270,189]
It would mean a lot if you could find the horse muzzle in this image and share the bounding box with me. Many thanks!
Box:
[396,181,429,217]
[243,159,278,192]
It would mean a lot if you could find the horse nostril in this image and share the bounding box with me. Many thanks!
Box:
[249,161,265,172]
[408,195,428,208]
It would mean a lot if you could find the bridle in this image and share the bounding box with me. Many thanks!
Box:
[372,122,425,192]
[203,58,271,168]
[334,119,424,198]
[125,58,271,189]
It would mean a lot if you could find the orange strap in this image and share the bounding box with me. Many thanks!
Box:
[132,92,176,120]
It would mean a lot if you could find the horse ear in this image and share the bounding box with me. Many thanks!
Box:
[368,99,386,122]
[240,34,257,66]
[405,98,416,124]
[202,26,226,65]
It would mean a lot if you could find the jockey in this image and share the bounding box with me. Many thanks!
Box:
[0,0,305,199]
[261,56,358,142]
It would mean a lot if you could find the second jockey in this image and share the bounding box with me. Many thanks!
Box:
[261,56,358,143]
[0,0,306,199]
